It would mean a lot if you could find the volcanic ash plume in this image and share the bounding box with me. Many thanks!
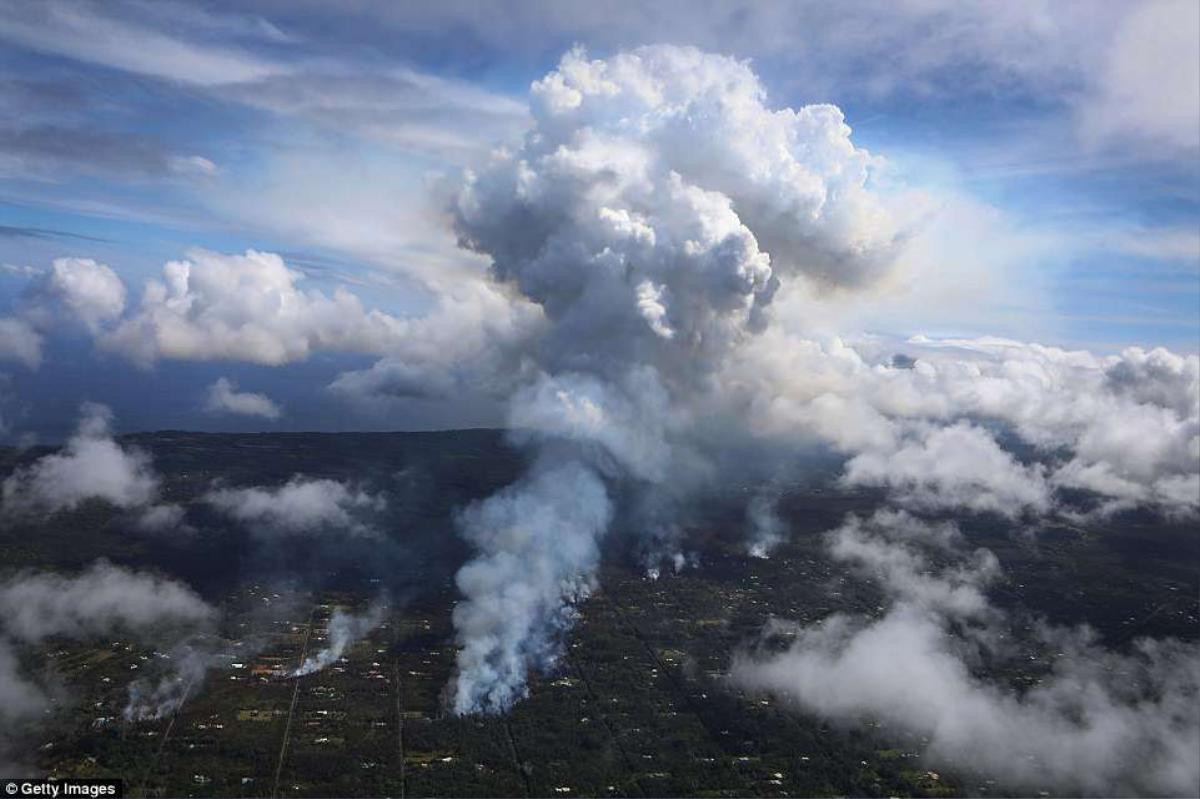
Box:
[293,603,387,677]
[447,45,900,714]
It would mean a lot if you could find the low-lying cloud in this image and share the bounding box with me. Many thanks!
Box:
[0,561,215,772]
[204,376,282,419]
[205,475,386,536]
[1,402,158,514]
[731,511,1200,796]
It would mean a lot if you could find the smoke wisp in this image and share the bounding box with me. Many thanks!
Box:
[293,602,388,677]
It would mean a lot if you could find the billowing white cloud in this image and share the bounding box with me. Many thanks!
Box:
[842,422,1052,517]
[205,476,385,536]
[735,607,1199,796]
[204,377,281,419]
[100,250,409,366]
[34,257,126,333]
[1,403,158,514]
[0,257,124,370]
[827,510,1000,618]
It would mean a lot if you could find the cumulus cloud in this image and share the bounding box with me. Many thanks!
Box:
[28,257,126,333]
[204,377,281,419]
[98,250,411,366]
[842,422,1052,517]
[731,512,1200,796]
[1,402,159,514]
[70,248,543,390]
[734,608,1199,796]
[205,476,385,536]
[826,510,1000,619]
[0,257,125,369]
[327,279,543,404]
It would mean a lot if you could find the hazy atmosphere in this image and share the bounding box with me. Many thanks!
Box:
[0,2,1197,798]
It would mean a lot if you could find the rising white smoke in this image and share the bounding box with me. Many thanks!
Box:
[292,603,387,677]
[0,562,216,757]
[745,493,786,559]
[447,44,903,713]
[123,638,222,721]
[444,43,1198,715]
[451,457,611,711]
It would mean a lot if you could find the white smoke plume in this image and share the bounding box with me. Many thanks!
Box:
[442,44,1198,715]
[730,512,1200,796]
[745,493,786,559]
[451,458,611,711]
[446,44,903,713]
[125,588,308,720]
[123,638,222,721]
[292,603,387,677]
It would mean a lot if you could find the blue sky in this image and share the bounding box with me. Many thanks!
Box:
[0,0,1197,440]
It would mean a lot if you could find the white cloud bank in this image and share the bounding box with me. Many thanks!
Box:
[7,250,539,396]
[731,335,1199,517]
[0,257,126,368]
